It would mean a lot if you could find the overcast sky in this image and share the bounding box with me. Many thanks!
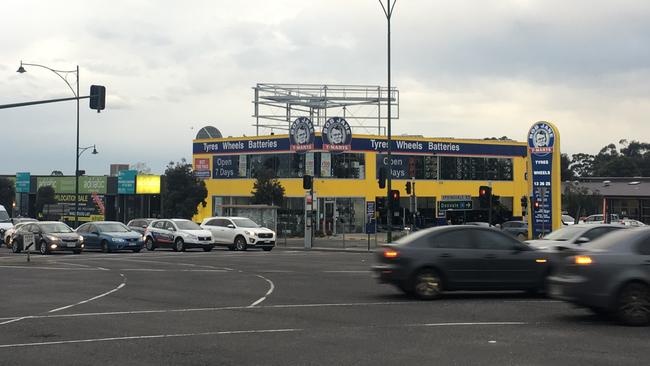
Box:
[2,0,649,175]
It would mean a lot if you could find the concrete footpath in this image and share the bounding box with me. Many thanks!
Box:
[274,232,400,253]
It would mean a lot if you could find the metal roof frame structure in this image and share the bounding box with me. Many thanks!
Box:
[252,83,399,136]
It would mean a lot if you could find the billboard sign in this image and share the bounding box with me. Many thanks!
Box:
[15,172,30,193]
[118,170,137,194]
[194,158,211,179]
[289,117,315,152]
[322,117,352,151]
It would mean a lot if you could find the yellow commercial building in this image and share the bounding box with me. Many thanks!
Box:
[192,133,529,237]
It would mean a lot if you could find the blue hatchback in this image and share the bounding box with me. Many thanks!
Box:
[76,221,144,253]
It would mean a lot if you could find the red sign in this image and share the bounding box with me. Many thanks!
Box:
[195,158,210,171]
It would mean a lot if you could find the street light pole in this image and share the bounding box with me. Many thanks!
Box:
[379,0,396,242]
[17,61,81,227]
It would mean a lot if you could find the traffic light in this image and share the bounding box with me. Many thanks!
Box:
[520,196,528,210]
[303,175,313,190]
[378,167,387,189]
[89,85,106,112]
[533,200,540,210]
[390,190,400,211]
[479,185,492,209]
[405,181,412,195]
[376,197,386,211]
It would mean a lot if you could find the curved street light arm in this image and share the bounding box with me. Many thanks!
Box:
[19,61,78,97]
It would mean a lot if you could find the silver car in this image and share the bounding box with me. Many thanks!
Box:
[548,228,650,326]
[526,224,625,250]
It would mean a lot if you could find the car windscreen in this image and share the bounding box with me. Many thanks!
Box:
[232,218,260,228]
[40,223,73,233]
[174,220,202,230]
[586,229,643,251]
[542,226,586,241]
[0,211,10,222]
[97,223,131,233]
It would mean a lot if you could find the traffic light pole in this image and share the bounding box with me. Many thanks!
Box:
[380,0,396,243]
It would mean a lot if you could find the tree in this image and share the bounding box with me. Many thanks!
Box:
[131,162,152,175]
[560,153,575,181]
[251,166,285,206]
[569,153,595,177]
[50,170,64,176]
[35,186,57,219]
[0,178,15,214]
[162,159,207,219]
[562,184,602,219]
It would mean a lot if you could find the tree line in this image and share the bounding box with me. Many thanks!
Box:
[562,140,650,180]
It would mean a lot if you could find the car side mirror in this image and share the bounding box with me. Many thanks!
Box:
[227,224,235,229]
[575,237,590,245]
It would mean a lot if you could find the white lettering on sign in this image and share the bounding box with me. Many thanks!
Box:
[215,158,233,167]
[370,140,389,150]
[396,140,423,150]
[382,157,404,166]
[219,169,234,178]
[533,170,551,175]
[428,142,461,152]
[248,140,279,149]
[222,141,245,150]
[535,160,550,165]
[391,169,406,178]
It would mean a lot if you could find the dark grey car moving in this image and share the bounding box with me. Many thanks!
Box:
[373,226,551,299]
[548,228,650,326]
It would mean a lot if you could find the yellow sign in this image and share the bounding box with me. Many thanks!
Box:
[136,175,161,194]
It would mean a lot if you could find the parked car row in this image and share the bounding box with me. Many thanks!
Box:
[373,224,650,326]
[4,216,276,254]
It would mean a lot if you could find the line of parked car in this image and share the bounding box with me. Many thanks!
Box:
[2,216,277,254]
[373,222,650,326]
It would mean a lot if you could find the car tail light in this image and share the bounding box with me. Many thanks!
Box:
[574,255,593,265]
[383,248,399,259]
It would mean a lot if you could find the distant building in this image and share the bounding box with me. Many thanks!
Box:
[110,164,130,177]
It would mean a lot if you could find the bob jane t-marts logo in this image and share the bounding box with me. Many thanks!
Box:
[528,122,555,155]
[289,117,315,151]
[322,117,352,151]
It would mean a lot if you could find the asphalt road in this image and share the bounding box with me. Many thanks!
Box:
[0,246,648,366]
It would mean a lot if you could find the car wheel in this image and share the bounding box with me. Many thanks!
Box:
[263,247,273,252]
[39,241,49,255]
[174,238,185,252]
[145,237,155,251]
[235,236,247,251]
[11,240,21,253]
[412,268,443,300]
[203,245,213,252]
[616,282,650,326]
[101,240,111,253]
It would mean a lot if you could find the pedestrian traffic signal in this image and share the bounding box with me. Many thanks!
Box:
[390,190,400,211]
[89,85,106,112]
[520,196,528,209]
[479,185,492,209]
[405,181,412,195]
[303,175,313,190]
[378,167,387,189]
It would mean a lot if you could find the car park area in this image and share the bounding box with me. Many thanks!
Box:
[1,245,648,365]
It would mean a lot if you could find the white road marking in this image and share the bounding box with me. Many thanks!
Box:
[0,316,29,326]
[323,270,370,273]
[119,268,228,273]
[248,274,275,307]
[0,265,102,271]
[413,322,526,327]
[0,328,301,349]
[0,301,414,322]
[48,273,127,313]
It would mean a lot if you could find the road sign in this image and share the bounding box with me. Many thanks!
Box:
[366,201,376,234]
[438,201,473,211]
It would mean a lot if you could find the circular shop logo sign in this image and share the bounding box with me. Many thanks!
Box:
[322,117,352,151]
[528,121,555,156]
[289,117,315,151]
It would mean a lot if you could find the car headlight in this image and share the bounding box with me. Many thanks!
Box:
[182,232,197,240]
[112,238,126,243]
[244,231,253,236]
[79,236,84,243]
[46,235,60,242]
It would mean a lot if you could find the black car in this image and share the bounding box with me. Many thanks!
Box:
[372,225,551,299]
[11,221,84,255]
[127,218,156,235]
[548,228,650,326]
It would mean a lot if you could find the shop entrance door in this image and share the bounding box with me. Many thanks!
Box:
[322,199,336,236]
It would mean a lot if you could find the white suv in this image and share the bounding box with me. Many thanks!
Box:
[144,219,214,252]
[200,217,275,251]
